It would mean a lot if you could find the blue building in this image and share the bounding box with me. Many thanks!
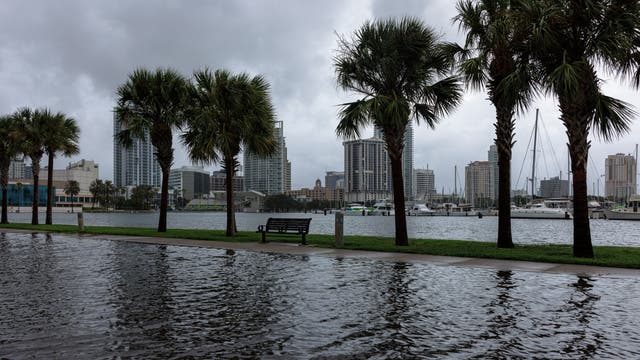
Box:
[0,184,52,207]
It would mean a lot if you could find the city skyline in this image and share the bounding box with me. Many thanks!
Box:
[2,0,640,195]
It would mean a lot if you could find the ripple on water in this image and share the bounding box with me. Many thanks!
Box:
[0,232,639,358]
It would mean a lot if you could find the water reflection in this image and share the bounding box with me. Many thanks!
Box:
[109,242,175,354]
[1,233,640,358]
[561,276,604,358]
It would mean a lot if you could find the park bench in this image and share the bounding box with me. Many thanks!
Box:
[257,217,312,245]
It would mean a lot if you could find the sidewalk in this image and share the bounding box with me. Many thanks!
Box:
[2,228,638,278]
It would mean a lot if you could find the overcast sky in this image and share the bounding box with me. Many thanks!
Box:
[1,0,638,195]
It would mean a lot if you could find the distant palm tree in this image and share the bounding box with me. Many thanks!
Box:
[14,108,48,225]
[16,182,23,207]
[520,0,640,257]
[115,68,190,232]
[183,69,277,237]
[89,179,103,209]
[334,17,463,246]
[453,0,537,248]
[42,110,80,224]
[0,115,21,224]
[64,180,80,213]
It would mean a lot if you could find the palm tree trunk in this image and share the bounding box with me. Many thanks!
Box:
[1,163,8,224]
[224,156,236,237]
[570,149,593,258]
[495,108,514,248]
[497,149,513,248]
[1,188,7,224]
[46,153,54,225]
[562,94,594,258]
[158,166,169,232]
[31,157,41,225]
[389,151,408,246]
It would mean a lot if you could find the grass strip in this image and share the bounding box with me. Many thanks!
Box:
[1,222,639,269]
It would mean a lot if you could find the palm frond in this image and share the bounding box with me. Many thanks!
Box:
[591,93,636,141]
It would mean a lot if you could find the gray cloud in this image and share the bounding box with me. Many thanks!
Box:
[1,0,638,196]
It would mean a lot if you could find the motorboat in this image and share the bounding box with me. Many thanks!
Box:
[408,203,435,216]
[604,195,640,220]
[368,200,395,216]
[341,203,370,216]
[511,201,572,219]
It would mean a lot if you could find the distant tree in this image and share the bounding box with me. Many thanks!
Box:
[89,179,103,208]
[101,180,117,210]
[42,110,80,224]
[264,194,301,212]
[64,180,80,213]
[0,115,21,224]
[183,69,277,237]
[115,68,190,232]
[130,185,155,210]
[335,17,463,246]
[14,108,47,225]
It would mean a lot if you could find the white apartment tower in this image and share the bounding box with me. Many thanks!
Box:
[243,120,288,195]
[465,161,497,207]
[373,124,414,199]
[605,153,637,199]
[113,114,161,188]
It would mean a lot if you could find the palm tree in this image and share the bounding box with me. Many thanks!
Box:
[14,108,48,225]
[115,68,190,232]
[16,182,23,208]
[0,115,21,224]
[334,17,463,246]
[64,180,80,213]
[520,0,640,257]
[453,0,537,248]
[42,110,80,224]
[102,180,116,211]
[182,69,277,237]
[89,179,103,209]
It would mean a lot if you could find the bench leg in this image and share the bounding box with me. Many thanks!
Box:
[301,233,307,246]
[262,232,266,243]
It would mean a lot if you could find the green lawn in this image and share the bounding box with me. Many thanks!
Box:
[1,222,639,269]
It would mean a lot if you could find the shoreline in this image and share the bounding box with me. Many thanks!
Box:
[1,223,639,277]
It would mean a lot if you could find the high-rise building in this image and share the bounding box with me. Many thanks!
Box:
[488,144,499,202]
[243,120,287,195]
[210,170,244,192]
[414,168,435,200]
[605,153,637,199]
[344,136,389,202]
[169,166,210,201]
[113,115,161,188]
[325,171,345,190]
[285,160,291,191]
[373,124,414,199]
[39,159,99,193]
[8,157,25,180]
[540,176,569,198]
[465,161,497,207]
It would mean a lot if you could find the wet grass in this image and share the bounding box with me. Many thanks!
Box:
[1,222,639,269]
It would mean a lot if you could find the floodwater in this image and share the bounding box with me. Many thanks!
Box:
[7,211,640,246]
[1,232,639,358]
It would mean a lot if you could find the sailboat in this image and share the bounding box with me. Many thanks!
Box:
[511,109,572,220]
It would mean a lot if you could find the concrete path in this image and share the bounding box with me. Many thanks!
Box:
[2,228,639,278]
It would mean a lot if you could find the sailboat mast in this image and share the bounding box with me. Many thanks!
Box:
[531,108,539,201]
[633,144,638,194]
